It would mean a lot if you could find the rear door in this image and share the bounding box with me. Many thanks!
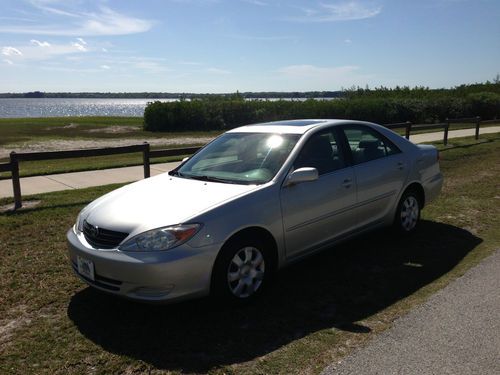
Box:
[280,128,357,259]
[340,125,408,228]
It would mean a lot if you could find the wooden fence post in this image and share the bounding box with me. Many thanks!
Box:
[475,116,481,140]
[10,152,22,209]
[143,142,150,179]
[444,118,450,146]
[405,121,412,140]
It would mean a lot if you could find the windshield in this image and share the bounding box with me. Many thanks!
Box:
[172,133,301,185]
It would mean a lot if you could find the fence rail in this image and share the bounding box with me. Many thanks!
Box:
[3,144,200,209]
[0,117,498,209]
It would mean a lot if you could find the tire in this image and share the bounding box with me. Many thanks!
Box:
[394,189,421,234]
[211,236,272,303]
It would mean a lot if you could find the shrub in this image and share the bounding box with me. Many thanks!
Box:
[143,94,499,132]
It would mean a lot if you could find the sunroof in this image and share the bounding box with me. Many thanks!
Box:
[257,120,326,127]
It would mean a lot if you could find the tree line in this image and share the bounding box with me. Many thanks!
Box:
[144,82,500,132]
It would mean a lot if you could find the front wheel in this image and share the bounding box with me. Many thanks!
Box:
[211,237,271,303]
[394,191,421,233]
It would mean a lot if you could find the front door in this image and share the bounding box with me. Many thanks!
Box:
[280,128,357,259]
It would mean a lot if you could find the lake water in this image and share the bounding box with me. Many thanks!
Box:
[0,97,335,118]
[0,98,179,118]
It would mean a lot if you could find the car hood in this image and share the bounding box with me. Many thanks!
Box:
[82,173,259,236]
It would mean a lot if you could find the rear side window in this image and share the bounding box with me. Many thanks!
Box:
[343,126,400,165]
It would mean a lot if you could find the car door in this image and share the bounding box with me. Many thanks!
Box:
[280,128,357,259]
[340,125,408,228]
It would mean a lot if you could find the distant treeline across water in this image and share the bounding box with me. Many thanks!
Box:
[0,91,343,99]
[0,97,337,118]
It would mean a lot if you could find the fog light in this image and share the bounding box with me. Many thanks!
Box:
[131,285,175,298]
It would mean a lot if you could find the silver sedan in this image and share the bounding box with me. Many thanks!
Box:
[67,119,443,303]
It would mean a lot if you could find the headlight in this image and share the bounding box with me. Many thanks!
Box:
[119,224,202,252]
[74,212,85,234]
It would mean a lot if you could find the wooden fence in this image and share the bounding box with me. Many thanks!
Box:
[1,144,200,209]
[0,116,497,209]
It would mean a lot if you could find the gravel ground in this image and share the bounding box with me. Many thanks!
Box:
[321,249,500,375]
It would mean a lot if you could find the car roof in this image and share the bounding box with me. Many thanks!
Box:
[227,119,371,134]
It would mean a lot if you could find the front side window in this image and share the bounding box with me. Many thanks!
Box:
[173,133,300,184]
[343,126,400,165]
[294,129,345,175]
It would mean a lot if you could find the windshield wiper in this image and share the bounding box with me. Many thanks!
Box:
[169,170,184,177]
[188,175,238,184]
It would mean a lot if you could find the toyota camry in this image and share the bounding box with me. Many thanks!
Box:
[67,119,443,303]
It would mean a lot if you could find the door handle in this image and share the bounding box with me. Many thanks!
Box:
[397,162,404,170]
[342,178,352,188]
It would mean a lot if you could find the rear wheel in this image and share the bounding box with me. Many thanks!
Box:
[212,236,272,303]
[394,190,421,233]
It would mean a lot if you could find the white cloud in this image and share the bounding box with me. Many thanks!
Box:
[276,64,373,90]
[101,48,108,52]
[179,61,203,66]
[99,56,171,73]
[76,37,87,45]
[100,65,111,69]
[2,46,23,56]
[344,38,352,44]
[30,39,51,47]
[206,67,232,74]
[242,0,269,6]
[0,5,154,36]
[3,59,14,65]
[278,64,359,76]
[227,34,295,41]
[288,1,381,22]
[71,42,87,51]
[2,42,89,61]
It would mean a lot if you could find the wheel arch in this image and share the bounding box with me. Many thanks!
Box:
[210,226,278,281]
[209,226,279,296]
[402,181,425,208]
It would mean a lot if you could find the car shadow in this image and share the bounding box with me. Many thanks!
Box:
[67,220,481,373]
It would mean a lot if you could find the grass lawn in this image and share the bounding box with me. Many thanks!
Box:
[0,117,220,145]
[0,135,499,374]
[0,117,220,179]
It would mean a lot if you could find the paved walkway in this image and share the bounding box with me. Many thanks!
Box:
[0,126,499,199]
[321,249,500,375]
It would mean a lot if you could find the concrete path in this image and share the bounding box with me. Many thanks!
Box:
[321,249,500,375]
[0,162,180,198]
[0,126,498,199]
[408,125,499,143]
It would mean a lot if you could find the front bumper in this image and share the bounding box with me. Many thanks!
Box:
[67,228,221,303]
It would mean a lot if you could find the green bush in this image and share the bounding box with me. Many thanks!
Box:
[143,93,500,132]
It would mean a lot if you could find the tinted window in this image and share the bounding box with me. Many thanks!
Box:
[343,126,400,164]
[294,129,345,175]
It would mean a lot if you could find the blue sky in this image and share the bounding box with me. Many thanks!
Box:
[1,0,499,93]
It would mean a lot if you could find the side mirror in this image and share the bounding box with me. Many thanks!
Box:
[182,157,189,162]
[286,167,318,186]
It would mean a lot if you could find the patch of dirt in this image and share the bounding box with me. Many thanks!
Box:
[85,125,138,134]
[0,137,214,159]
[0,304,55,352]
[0,200,41,213]
[0,305,32,349]
[63,123,80,129]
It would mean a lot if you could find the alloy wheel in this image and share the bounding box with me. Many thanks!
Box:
[400,195,419,231]
[227,246,265,298]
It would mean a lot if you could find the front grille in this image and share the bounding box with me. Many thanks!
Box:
[83,220,128,249]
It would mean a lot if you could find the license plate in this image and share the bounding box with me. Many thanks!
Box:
[77,256,95,281]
